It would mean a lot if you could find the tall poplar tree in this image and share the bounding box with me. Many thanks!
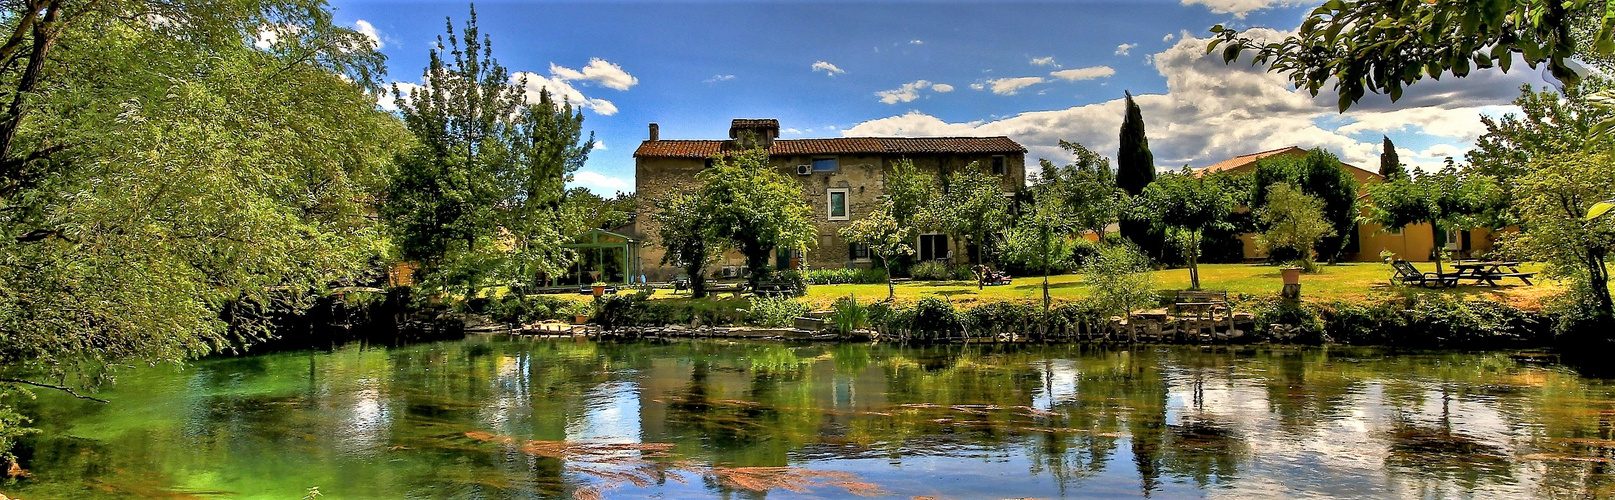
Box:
[383,7,593,296]
[1117,91,1159,258]
[1380,136,1406,180]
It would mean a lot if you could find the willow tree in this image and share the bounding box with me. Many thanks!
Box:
[0,0,404,457]
[383,7,594,296]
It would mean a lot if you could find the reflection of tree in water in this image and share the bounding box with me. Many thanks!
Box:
[1260,349,1362,436]
[1160,417,1245,488]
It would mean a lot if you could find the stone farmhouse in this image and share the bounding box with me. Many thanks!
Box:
[1199,146,1494,262]
[631,119,1027,281]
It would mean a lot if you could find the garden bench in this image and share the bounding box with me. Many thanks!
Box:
[1390,260,1459,288]
[753,281,801,298]
[1169,290,1234,342]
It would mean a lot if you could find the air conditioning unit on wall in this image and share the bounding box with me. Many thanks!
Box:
[796,165,812,175]
[721,266,739,278]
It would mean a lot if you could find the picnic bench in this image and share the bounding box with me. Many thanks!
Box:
[1390,260,1459,288]
[1169,290,1236,342]
[1450,260,1535,286]
[752,281,802,298]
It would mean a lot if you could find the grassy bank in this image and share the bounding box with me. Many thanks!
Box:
[618,262,1558,311]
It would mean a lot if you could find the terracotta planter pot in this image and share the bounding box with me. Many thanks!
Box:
[1281,267,1302,285]
[574,314,589,324]
[592,285,606,296]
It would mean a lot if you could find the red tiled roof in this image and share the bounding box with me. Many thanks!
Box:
[634,137,1027,158]
[1194,145,1383,183]
[1197,146,1307,175]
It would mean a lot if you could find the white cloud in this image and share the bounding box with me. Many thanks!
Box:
[970,83,985,90]
[1182,0,1307,18]
[549,58,638,91]
[1050,66,1116,81]
[982,77,1045,95]
[253,24,302,49]
[704,74,735,83]
[812,61,846,76]
[594,141,606,151]
[1163,33,1176,42]
[378,82,425,111]
[845,29,1545,172]
[877,80,930,104]
[512,72,620,115]
[1115,43,1137,56]
[932,83,954,93]
[570,170,633,193]
[1030,57,1059,67]
[354,19,383,49]
[910,39,924,45]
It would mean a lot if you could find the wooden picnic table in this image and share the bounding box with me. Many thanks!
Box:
[1449,260,1534,286]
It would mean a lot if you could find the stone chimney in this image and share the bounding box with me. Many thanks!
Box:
[648,123,659,141]
[729,118,779,149]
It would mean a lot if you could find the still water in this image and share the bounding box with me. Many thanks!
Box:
[11,337,1615,499]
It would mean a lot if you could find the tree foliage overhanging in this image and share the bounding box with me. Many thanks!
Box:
[1208,0,1615,111]
[0,0,407,454]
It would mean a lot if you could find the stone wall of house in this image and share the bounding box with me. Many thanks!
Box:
[632,150,1026,281]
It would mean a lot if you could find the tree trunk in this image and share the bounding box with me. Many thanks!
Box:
[881,256,895,301]
[1590,250,1613,318]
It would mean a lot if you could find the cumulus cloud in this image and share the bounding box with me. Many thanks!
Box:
[378,82,425,111]
[704,74,735,83]
[570,170,633,193]
[549,58,638,91]
[981,77,1045,95]
[1163,33,1176,42]
[813,61,846,76]
[1050,66,1116,81]
[1115,43,1137,56]
[845,30,1546,172]
[354,20,383,49]
[1030,57,1059,67]
[512,71,620,115]
[1182,0,1307,17]
[910,39,924,45]
[876,80,957,104]
[253,24,301,49]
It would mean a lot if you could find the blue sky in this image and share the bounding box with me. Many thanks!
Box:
[329,0,1552,194]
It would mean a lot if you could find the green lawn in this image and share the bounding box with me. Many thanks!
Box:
[631,262,1558,310]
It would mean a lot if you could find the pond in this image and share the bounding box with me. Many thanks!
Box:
[11,338,1615,499]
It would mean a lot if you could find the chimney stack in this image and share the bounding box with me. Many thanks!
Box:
[648,123,659,141]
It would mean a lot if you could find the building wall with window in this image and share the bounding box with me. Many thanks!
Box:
[631,119,1026,281]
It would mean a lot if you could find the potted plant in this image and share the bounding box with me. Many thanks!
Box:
[565,302,593,324]
[1281,266,1302,285]
[590,281,608,297]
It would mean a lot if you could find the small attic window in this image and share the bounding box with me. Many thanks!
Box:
[813,157,838,172]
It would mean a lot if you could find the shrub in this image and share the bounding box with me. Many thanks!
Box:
[963,301,1038,335]
[745,296,809,328]
[910,296,963,337]
[951,265,976,281]
[828,296,870,335]
[803,268,889,285]
[911,260,953,281]
[1069,237,1101,267]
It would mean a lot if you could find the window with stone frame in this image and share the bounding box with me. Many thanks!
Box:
[848,242,871,261]
[827,188,850,221]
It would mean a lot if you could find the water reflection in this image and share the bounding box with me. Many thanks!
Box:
[11,340,1615,499]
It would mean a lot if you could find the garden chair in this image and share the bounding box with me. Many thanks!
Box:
[1390,260,1458,288]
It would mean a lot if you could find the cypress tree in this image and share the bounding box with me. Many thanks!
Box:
[1379,136,1407,180]
[1117,91,1159,256]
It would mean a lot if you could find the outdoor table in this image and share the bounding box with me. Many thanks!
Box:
[1448,261,1530,286]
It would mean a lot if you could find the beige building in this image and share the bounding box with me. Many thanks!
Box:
[1199,146,1493,263]
[631,119,1027,281]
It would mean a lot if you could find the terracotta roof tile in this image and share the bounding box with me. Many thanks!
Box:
[1197,146,1307,175]
[634,136,1027,158]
